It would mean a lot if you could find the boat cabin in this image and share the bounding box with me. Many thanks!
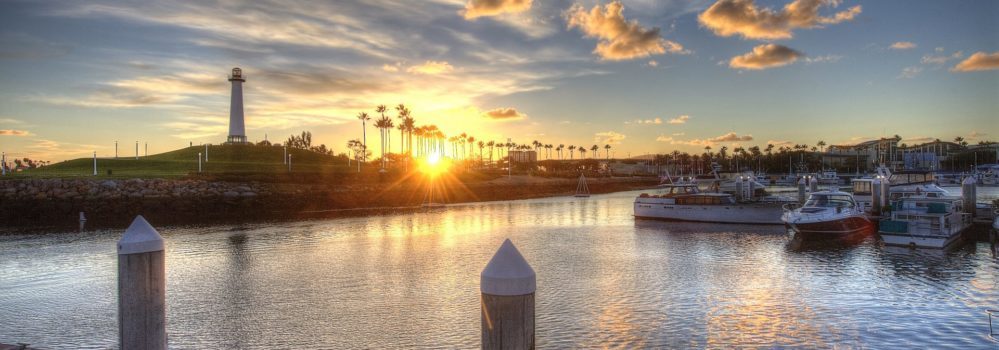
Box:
[803,192,857,209]
[888,171,935,185]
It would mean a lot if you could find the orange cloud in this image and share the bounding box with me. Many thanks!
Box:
[709,132,753,142]
[890,41,916,50]
[566,1,686,60]
[698,0,861,40]
[729,44,801,70]
[482,107,527,120]
[0,129,31,136]
[668,115,690,124]
[407,61,455,75]
[952,51,999,72]
[595,131,626,144]
[462,0,533,20]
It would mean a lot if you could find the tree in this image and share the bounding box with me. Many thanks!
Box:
[357,112,371,165]
[374,114,394,169]
[568,145,576,160]
[604,144,611,159]
[817,140,826,152]
[590,145,599,159]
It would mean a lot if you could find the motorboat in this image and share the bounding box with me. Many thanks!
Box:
[878,197,971,248]
[781,190,874,239]
[634,182,790,225]
[851,167,949,212]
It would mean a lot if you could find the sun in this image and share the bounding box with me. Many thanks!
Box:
[419,152,450,177]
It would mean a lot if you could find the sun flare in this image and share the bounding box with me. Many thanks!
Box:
[419,152,449,177]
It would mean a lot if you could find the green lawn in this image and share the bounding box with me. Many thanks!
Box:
[8,144,352,179]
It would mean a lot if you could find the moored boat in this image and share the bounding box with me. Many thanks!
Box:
[634,182,789,225]
[781,190,874,239]
[877,197,971,248]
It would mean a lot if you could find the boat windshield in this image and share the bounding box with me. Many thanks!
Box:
[804,194,855,208]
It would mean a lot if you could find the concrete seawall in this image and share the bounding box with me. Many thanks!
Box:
[0,176,657,230]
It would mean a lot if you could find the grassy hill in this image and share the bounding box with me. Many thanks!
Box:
[10,144,350,179]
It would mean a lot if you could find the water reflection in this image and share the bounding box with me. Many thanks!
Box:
[0,190,996,349]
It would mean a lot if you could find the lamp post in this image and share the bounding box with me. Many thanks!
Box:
[115,141,119,159]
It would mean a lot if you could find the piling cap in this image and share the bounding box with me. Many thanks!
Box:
[481,239,536,296]
[118,215,164,255]
[798,177,806,185]
[962,176,976,185]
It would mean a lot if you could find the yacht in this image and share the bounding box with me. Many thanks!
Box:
[634,182,789,225]
[781,190,874,239]
[878,197,971,248]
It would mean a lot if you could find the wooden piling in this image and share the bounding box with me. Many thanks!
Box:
[797,177,807,204]
[481,239,535,350]
[117,215,166,350]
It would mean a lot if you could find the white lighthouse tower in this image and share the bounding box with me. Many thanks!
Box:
[226,67,247,144]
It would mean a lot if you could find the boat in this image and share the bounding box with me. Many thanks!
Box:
[815,169,842,185]
[633,181,791,225]
[574,174,590,197]
[878,197,971,248]
[693,165,767,196]
[781,190,874,239]
[851,167,949,212]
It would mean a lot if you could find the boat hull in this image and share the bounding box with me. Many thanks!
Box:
[634,200,784,225]
[879,231,961,249]
[785,216,874,239]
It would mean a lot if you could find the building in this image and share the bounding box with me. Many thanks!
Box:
[226,67,248,144]
[509,150,537,163]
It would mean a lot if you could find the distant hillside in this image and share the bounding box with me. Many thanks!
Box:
[15,144,346,178]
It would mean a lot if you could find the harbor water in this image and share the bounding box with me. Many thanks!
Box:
[1,188,997,348]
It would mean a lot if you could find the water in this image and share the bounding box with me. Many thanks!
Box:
[1,188,998,349]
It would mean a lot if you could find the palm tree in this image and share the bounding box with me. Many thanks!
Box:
[568,145,576,160]
[374,116,393,169]
[487,140,495,164]
[579,147,587,159]
[478,141,485,165]
[357,112,371,165]
[604,144,611,159]
[558,144,565,160]
[817,140,826,153]
[590,145,599,159]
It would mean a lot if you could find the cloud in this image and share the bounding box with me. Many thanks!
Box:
[804,55,841,64]
[0,32,72,60]
[968,131,989,140]
[407,61,455,75]
[566,1,687,61]
[698,0,862,40]
[595,131,626,144]
[890,41,917,50]
[897,66,923,79]
[630,117,662,124]
[952,51,999,72]
[729,44,801,70]
[673,132,685,136]
[709,132,753,142]
[482,107,527,120]
[921,51,963,65]
[381,63,400,72]
[647,60,658,67]
[462,0,533,19]
[668,115,690,124]
[0,129,31,136]
[766,140,793,147]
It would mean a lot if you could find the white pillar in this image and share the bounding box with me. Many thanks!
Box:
[288,154,292,172]
[198,153,202,173]
[93,151,98,176]
[145,142,148,157]
[117,216,167,350]
[481,239,535,349]
[284,146,287,164]
[115,141,119,159]
[205,144,209,162]
[135,141,139,160]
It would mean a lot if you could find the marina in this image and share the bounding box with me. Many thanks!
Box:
[1,187,997,348]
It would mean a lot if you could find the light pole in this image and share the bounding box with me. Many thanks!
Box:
[93,151,97,176]
[198,153,202,173]
[115,141,118,159]
[205,143,209,163]
[135,141,139,160]
[288,154,292,172]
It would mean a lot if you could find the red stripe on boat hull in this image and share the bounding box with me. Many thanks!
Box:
[788,216,875,239]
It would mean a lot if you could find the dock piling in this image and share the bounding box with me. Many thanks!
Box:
[117,216,167,350]
[872,178,884,216]
[481,239,535,350]
[808,176,818,193]
[797,177,807,204]
[961,176,976,218]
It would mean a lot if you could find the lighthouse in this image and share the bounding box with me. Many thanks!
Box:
[226,67,247,144]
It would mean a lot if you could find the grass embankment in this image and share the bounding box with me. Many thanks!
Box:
[10,144,349,179]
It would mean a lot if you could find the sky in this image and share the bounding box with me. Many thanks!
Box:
[0,0,997,161]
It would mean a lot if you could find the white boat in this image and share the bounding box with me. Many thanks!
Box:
[634,183,789,224]
[815,169,842,185]
[781,190,874,239]
[574,174,590,197]
[851,168,949,212]
[878,197,971,248]
[694,168,767,196]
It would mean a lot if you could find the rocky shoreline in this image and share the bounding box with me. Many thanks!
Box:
[0,176,657,231]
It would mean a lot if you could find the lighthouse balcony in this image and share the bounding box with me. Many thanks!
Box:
[226,135,248,144]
